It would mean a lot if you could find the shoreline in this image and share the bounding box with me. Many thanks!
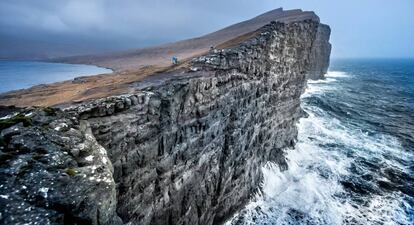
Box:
[0,60,113,95]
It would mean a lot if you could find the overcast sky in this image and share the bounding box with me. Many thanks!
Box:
[0,0,413,59]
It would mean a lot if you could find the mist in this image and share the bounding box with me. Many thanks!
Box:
[1,0,413,59]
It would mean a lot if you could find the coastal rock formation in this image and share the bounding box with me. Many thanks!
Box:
[0,19,330,225]
[307,24,331,80]
[0,8,324,107]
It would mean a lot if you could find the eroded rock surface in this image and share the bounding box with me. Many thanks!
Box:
[0,20,330,225]
[307,24,331,80]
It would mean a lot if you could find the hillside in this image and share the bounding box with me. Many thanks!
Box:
[0,8,331,225]
[0,8,320,107]
[59,8,319,72]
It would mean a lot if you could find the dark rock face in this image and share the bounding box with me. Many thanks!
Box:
[307,24,331,80]
[0,110,122,225]
[0,21,330,225]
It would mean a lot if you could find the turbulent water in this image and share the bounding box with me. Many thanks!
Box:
[0,60,112,93]
[227,59,414,225]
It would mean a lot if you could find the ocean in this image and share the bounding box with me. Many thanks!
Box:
[1,58,413,224]
[227,59,414,225]
[0,60,112,93]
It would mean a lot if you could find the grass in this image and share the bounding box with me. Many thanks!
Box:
[43,107,57,116]
[216,30,260,49]
[0,65,174,107]
[0,30,256,108]
[66,168,78,176]
[0,113,32,131]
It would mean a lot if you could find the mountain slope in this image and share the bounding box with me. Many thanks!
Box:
[0,8,325,108]
[60,8,319,72]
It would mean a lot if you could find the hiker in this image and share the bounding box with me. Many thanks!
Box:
[171,56,178,65]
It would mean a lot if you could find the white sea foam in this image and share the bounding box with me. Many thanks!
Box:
[226,73,413,225]
[303,71,350,97]
[302,82,335,98]
[325,71,350,78]
[307,78,337,84]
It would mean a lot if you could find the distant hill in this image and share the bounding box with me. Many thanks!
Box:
[58,8,319,72]
[0,8,321,107]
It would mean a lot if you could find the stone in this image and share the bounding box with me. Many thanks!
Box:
[0,19,330,225]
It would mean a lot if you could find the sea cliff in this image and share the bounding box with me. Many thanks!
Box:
[0,19,330,225]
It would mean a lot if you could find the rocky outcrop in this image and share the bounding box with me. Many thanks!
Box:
[0,20,330,225]
[307,24,331,80]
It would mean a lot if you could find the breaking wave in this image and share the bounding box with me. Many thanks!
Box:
[227,63,414,225]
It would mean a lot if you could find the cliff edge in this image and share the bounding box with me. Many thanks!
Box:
[0,10,331,225]
[0,8,326,107]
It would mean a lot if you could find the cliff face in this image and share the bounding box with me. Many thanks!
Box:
[307,24,331,80]
[0,20,330,225]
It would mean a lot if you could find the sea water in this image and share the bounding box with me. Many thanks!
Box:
[227,59,414,225]
[0,60,112,93]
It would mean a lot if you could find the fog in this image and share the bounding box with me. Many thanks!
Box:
[1,0,413,59]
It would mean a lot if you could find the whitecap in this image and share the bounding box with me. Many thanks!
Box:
[226,71,413,225]
[307,78,337,84]
[325,71,350,78]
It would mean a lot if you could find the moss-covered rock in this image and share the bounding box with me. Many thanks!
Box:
[43,107,57,116]
[66,168,78,176]
[0,114,32,131]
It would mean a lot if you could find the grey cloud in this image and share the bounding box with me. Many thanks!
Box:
[0,0,276,59]
[1,0,413,59]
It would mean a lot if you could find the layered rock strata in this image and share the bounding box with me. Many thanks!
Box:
[0,20,330,225]
[307,24,331,80]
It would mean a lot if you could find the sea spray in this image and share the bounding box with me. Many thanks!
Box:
[227,64,414,225]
